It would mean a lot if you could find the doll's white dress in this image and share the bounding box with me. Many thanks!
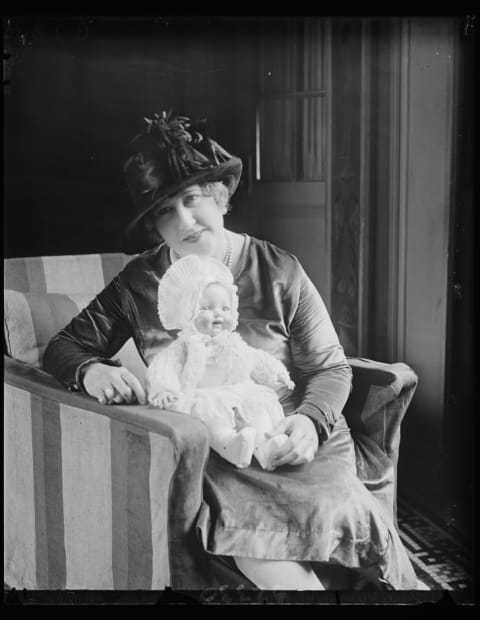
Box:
[147,330,292,457]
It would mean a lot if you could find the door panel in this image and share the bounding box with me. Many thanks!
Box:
[253,182,329,303]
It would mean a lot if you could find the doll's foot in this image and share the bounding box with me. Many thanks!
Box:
[254,434,289,470]
[222,427,256,468]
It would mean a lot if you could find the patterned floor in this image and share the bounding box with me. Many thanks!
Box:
[397,498,474,591]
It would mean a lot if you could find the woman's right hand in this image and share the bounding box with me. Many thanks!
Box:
[82,362,147,405]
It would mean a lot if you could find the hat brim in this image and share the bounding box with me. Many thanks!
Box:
[122,157,243,254]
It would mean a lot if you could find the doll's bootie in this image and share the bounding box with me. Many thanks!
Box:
[221,426,257,468]
[254,433,289,470]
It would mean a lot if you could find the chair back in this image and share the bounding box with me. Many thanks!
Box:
[4,253,146,380]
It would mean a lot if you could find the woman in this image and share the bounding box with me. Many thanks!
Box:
[43,110,418,590]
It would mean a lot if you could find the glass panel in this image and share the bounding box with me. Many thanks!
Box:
[257,18,326,181]
[302,19,324,91]
[259,98,297,181]
[302,96,325,180]
[259,22,298,93]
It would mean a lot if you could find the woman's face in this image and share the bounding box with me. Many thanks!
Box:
[194,283,234,337]
[151,184,226,258]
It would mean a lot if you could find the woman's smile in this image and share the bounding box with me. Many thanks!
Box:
[183,228,206,243]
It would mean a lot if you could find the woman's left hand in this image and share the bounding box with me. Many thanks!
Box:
[266,414,319,467]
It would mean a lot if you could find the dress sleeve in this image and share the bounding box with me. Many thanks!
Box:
[289,266,353,442]
[43,276,133,391]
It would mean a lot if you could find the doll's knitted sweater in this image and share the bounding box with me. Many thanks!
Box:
[147,330,292,404]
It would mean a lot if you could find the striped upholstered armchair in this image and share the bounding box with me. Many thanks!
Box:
[4,253,418,590]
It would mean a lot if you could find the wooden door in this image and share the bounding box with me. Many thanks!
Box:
[250,19,332,306]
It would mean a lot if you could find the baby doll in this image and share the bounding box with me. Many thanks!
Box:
[147,254,295,470]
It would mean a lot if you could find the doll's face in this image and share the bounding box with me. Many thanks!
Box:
[194,283,235,336]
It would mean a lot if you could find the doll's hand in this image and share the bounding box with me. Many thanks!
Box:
[149,390,180,409]
[265,414,318,468]
[277,373,295,390]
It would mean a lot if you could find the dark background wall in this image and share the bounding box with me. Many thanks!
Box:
[4,16,259,258]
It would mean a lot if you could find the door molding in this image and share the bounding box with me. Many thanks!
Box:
[387,19,410,361]
[358,18,372,356]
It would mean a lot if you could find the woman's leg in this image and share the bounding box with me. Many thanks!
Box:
[234,557,324,590]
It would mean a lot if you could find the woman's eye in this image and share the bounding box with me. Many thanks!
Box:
[184,193,201,205]
[155,206,173,217]
[223,307,230,311]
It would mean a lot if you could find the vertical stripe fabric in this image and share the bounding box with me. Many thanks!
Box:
[60,404,113,589]
[126,429,153,589]
[30,395,49,589]
[4,292,106,367]
[4,386,37,589]
[5,380,175,590]
[100,253,133,288]
[42,255,106,296]
[4,253,135,366]
[40,398,67,588]
[149,434,174,589]
[110,420,130,589]
[25,256,48,294]
[4,256,31,292]
[4,253,182,591]
[4,253,134,296]
[109,423,173,590]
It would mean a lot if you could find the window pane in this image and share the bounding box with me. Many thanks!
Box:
[259,98,297,181]
[257,18,326,181]
[259,22,298,93]
[303,19,325,91]
[302,96,325,180]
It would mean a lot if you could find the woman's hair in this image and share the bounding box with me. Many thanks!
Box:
[201,182,230,211]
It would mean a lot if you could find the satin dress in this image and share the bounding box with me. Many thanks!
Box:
[44,235,417,589]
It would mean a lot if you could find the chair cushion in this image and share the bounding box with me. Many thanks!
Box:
[4,289,147,380]
[4,290,93,367]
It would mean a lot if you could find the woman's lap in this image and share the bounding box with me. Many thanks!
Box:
[198,417,367,561]
[197,415,417,589]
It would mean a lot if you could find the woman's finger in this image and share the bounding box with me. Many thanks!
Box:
[103,386,115,404]
[269,439,298,465]
[287,444,316,466]
[121,371,147,405]
[110,376,134,403]
[270,424,306,456]
[271,435,315,467]
[265,418,290,438]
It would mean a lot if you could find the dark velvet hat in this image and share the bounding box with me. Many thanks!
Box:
[122,110,243,253]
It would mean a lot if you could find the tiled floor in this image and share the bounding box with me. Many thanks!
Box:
[397,498,474,591]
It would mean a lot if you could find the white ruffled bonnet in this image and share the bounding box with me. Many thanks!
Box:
[157,254,239,332]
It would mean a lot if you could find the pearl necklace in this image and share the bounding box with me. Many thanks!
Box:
[171,233,233,270]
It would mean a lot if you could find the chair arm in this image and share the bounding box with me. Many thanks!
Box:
[4,355,210,590]
[344,357,418,462]
[342,358,418,521]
